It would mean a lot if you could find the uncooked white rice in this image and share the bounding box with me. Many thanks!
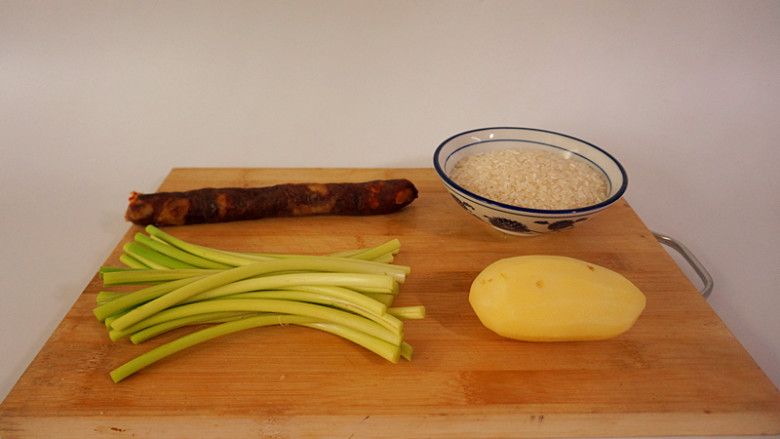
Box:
[449,149,609,210]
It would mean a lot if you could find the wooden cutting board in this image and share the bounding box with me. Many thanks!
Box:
[2,168,779,439]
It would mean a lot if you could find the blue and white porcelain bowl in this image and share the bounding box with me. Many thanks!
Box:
[433,127,628,236]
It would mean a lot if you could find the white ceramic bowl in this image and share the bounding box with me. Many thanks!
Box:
[433,127,628,236]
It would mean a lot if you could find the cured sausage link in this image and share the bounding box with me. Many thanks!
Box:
[125,179,419,226]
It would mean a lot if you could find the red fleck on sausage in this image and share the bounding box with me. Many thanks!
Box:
[125,179,418,226]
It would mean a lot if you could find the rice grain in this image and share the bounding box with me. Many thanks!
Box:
[450,149,608,210]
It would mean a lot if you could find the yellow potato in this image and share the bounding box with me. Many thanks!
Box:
[469,255,646,341]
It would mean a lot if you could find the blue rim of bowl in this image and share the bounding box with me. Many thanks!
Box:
[433,127,629,215]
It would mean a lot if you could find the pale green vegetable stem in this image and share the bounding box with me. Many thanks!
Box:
[388,306,427,320]
[118,254,150,269]
[99,227,423,383]
[127,311,259,344]
[93,275,208,322]
[123,242,198,269]
[102,269,218,286]
[110,315,316,383]
[113,298,403,346]
[146,225,265,266]
[185,272,395,303]
[134,233,232,269]
[224,290,403,334]
[110,314,403,383]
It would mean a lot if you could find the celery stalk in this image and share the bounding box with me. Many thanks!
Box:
[98,227,424,382]
[110,313,403,383]
[118,254,150,269]
[343,238,401,261]
[133,233,233,269]
[363,292,397,307]
[112,298,403,346]
[102,269,218,286]
[299,322,401,363]
[109,261,398,332]
[96,291,124,304]
[277,285,387,315]
[226,290,403,334]
[388,305,427,320]
[146,225,260,266]
[185,272,396,303]
[93,275,208,322]
[129,311,261,344]
[400,341,413,361]
[123,242,199,269]
[110,314,317,382]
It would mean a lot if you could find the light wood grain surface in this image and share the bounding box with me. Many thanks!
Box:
[1,168,778,438]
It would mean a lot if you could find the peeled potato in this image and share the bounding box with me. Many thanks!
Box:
[469,255,646,341]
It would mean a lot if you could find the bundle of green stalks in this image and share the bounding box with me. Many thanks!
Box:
[94,225,425,383]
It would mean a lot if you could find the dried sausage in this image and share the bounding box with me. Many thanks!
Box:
[125,179,418,226]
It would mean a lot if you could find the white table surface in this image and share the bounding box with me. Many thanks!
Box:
[2,1,778,437]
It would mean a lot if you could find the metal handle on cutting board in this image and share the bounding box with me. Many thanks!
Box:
[653,231,714,299]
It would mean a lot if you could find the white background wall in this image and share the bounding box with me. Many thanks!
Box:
[2,0,778,425]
